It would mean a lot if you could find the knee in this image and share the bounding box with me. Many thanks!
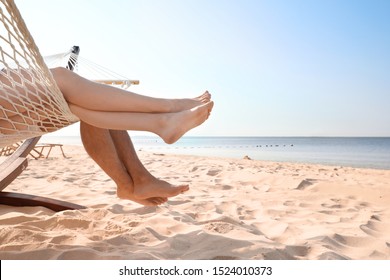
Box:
[68,103,82,115]
[50,66,68,77]
[50,67,70,88]
[68,104,98,127]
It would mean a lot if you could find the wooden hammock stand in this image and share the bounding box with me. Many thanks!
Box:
[0,45,85,212]
[0,137,86,211]
[0,0,135,212]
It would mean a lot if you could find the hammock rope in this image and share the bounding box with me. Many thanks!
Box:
[0,0,78,149]
[44,47,139,89]
[0,0,138,149]
[0,0,79,148]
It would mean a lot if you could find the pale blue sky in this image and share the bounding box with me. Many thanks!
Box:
[16,0,390,137]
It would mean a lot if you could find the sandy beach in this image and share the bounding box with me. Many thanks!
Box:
[0,145,389,260]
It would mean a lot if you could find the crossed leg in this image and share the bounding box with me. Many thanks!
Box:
[52,67,211,113]
[51,67,214,144]
[80,122,191,206]
[110,129,190,200]
[2,67,214,144]
[70,101,213,144]
[1,67,213,205]
[78,89,212,205]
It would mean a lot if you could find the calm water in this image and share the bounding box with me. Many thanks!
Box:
[40,136,390,170]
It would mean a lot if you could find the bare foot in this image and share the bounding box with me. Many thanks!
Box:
[195,91,211,103]
[132,176,189,200]
[116,184,169,206]
[159,101,214,144]
[135,197,168,206]
[171,91,211,112]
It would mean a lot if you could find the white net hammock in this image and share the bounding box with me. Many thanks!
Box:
[0,0,138,149]
[0,0,79,148]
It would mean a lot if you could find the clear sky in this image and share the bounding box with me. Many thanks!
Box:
[16,0,390,137]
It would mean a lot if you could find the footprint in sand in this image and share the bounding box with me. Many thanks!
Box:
[253,184,270,192]
[215,184,233,190]
[254,220,289,240]
[46,175,60,182]
[283,200,296,207]
[190,166,198,172]
[295,178,318,190]
[207,168,222,176]
[321,198,347,209]
[204,222,235,234]
[212,256,239,260]
[318,251,349,260]
[360,215,389,238]
[321,203,343,209]
[332,233,374,247]
[262,247,309,260]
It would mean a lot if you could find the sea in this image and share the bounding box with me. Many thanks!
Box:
[39,135,390,170]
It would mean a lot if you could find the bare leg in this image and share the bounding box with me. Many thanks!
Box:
[70,101,214,144]
[1,67,211,118]
[51,67,211,113]
[109,129,189,200]
[80,121,168,206]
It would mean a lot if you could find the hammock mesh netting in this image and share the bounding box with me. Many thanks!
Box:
[0,0,78,148]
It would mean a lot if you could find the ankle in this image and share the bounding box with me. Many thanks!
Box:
[116,182,134,198]
[133,173,157,188]
[156,114,175,144]
[161,99,175,113]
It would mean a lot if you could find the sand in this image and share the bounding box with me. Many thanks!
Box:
[0,145,389,260]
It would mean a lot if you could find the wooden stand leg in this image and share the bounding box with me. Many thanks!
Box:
[1,138,86,212]
[0,192,86,212]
